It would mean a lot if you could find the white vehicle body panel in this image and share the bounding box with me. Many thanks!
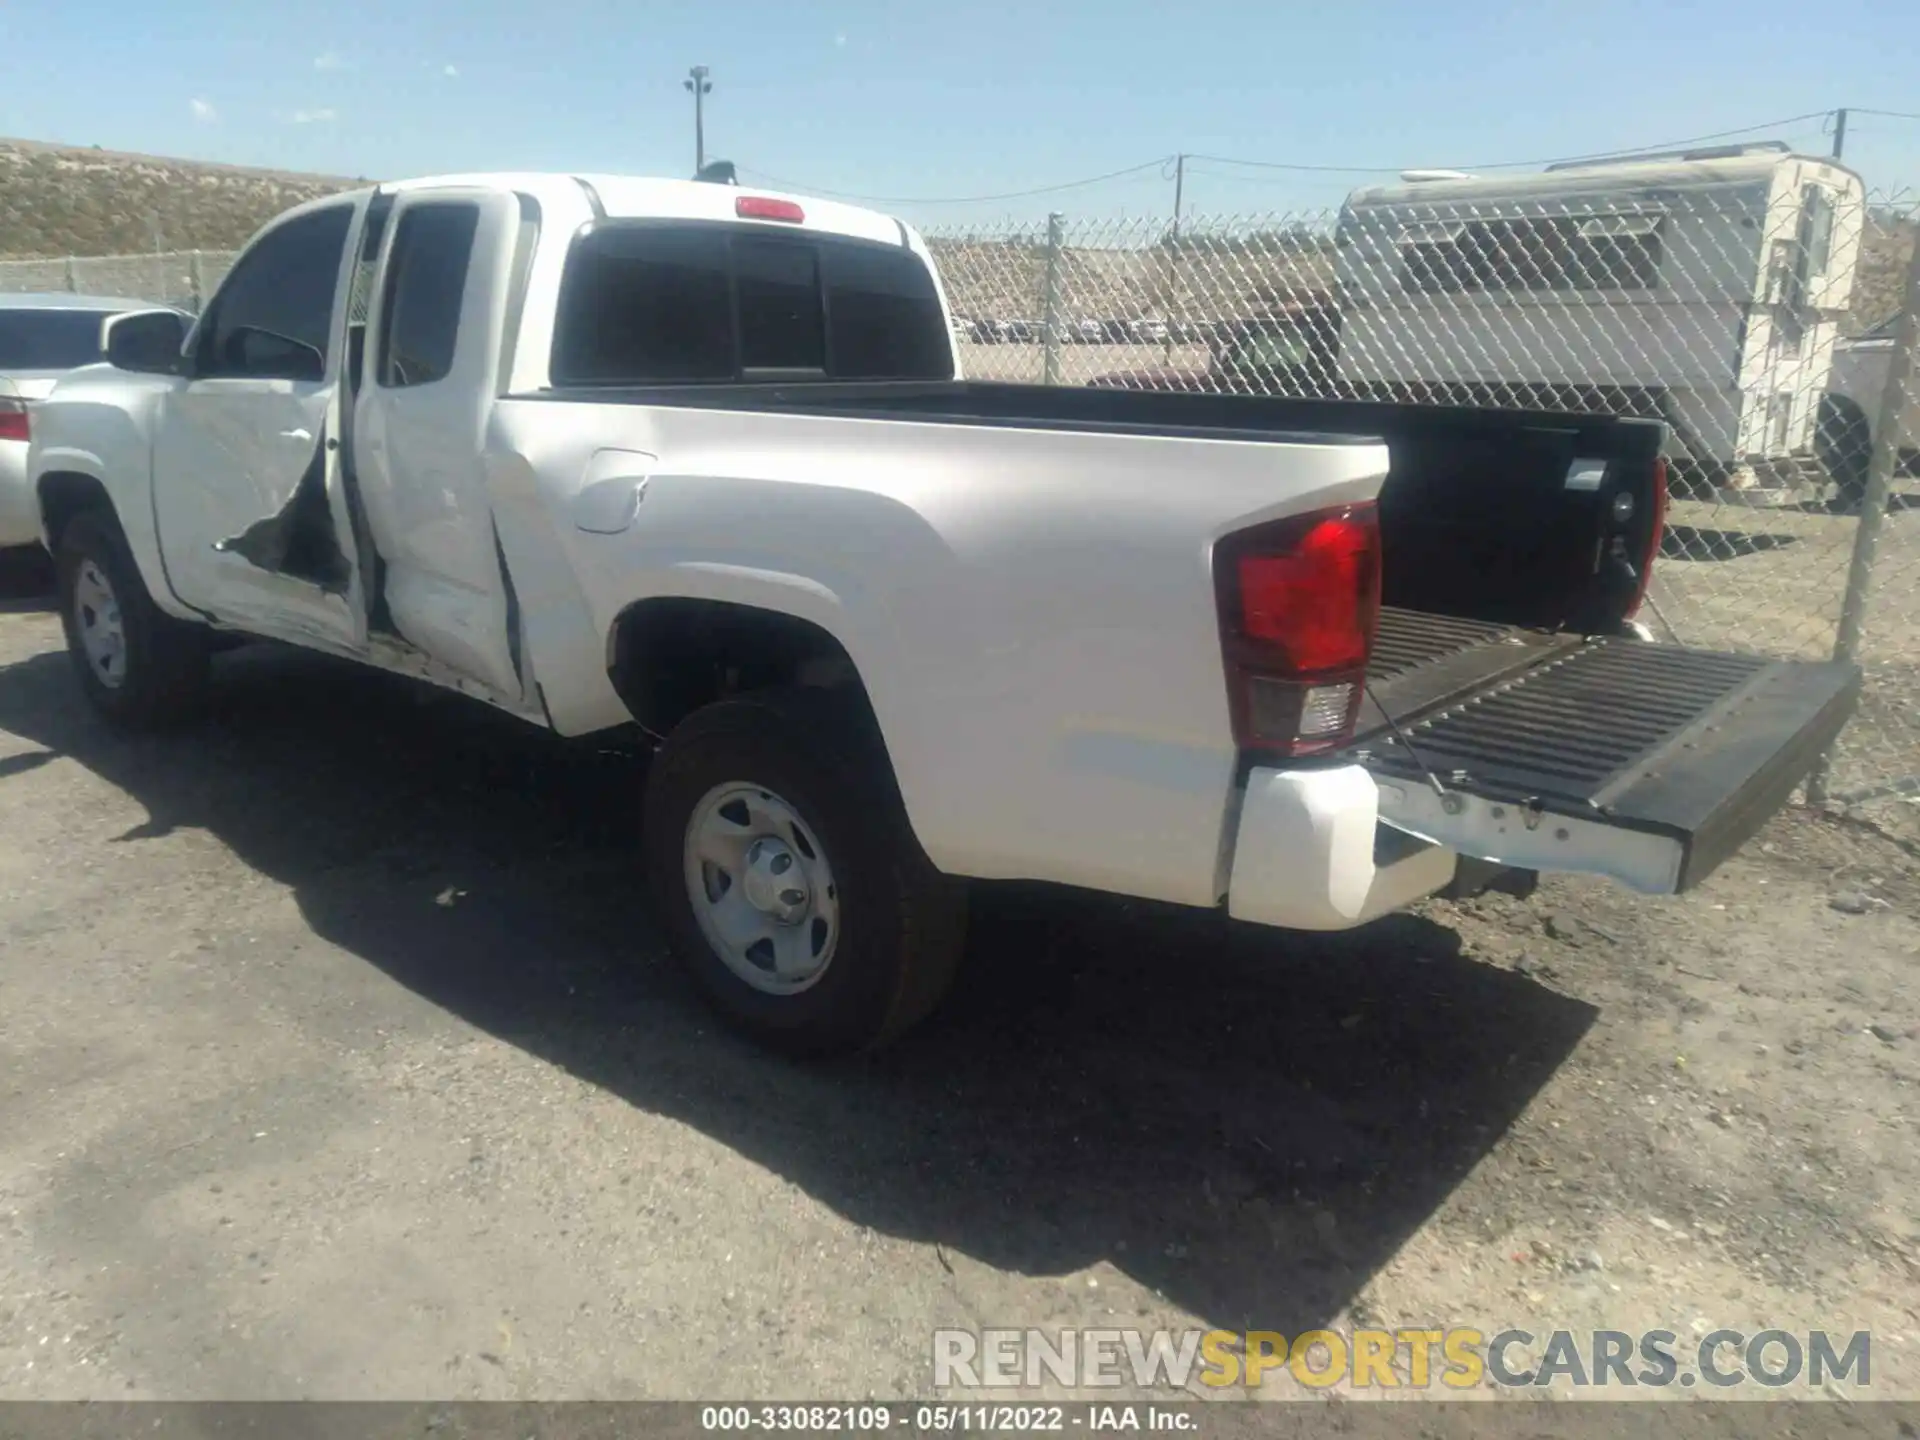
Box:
[0,433,35,546]
[0,372,56,548]
[1227,766,1459,931]
[492,395,1388,902]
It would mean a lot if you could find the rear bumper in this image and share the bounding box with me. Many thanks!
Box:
[0,440,37,549]
[1221,761,1695,934]
[1226,765,1459,932]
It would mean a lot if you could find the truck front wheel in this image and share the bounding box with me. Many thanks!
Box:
[55,508,209,727]
[642,689,967,1056]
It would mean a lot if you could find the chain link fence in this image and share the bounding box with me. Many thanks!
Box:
[0,165,1915,816]
[924,176,1920,816]
[0,251,234,312]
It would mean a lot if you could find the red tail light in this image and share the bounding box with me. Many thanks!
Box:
[0,399,28,444]
[736,195,806,224]
[1215,502,1381,757]
[1624,456,1668,619]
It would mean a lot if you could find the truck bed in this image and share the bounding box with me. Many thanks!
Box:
[522,377,1670,635]
[1358,609,1858,890]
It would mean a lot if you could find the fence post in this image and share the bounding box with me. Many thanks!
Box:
[1041,211,1064,387]
[1807,223,1920,805]
[188,251,203,313]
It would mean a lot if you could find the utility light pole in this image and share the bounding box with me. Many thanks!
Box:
[685,65,713,173]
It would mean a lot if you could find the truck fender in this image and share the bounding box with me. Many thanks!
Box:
[32,450,199,625]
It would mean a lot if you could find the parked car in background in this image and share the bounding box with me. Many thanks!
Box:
[1820,314,1920,508]
[1089,301,1342,396]
[0,293,190,567]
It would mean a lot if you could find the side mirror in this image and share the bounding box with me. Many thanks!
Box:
[104,309,189,374]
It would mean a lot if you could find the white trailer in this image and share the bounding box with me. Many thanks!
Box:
[1329,144,1867,497]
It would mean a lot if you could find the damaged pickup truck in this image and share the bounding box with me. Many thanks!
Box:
[29,172,1860,1054]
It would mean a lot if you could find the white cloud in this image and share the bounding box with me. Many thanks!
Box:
[834,32,847,46]
[288,108,337,124]
[189,97,218,123]
[313,50,344,70]
[442,62,459,77]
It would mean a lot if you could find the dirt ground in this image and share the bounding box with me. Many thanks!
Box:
[0,584,1917,1403]
[1649,495,1920,821]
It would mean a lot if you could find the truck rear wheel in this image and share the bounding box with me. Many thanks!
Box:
[55,508,209,727]
[642,689,967,1056]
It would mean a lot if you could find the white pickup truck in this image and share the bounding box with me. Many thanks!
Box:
[28,172,1860,1054]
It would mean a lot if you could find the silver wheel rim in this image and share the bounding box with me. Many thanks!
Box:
[683,782,840,995]
[73,559,127,690]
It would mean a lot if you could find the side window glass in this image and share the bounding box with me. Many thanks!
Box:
[196,204,354,381]
[379,203,481,388]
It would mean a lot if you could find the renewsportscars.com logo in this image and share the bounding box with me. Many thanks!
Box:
[932,1327,1872,1391]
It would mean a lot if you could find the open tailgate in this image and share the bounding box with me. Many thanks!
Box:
[1352,609,1860,894]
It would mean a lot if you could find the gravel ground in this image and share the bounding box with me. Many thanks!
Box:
[0,584,1917,1403]
[1649,496,1920,823]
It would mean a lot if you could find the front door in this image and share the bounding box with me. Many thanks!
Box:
[152,197,369,650]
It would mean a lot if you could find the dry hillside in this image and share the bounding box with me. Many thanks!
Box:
[929,229,1334,325]
[0,138,362,258]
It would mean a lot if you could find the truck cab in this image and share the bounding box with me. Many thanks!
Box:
[33,174,961,717]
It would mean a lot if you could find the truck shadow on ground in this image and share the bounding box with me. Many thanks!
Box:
[0,643,1596,1336]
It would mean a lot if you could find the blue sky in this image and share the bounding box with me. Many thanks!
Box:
[1,0,1916,227]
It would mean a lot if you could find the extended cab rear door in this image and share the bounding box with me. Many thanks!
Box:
[351,187,530,702]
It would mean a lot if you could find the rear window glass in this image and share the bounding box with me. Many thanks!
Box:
[736,237,825,371]
[0,309,107,370]
[553,226,734,384]
[550,222,953,385]
[823,242,951,380]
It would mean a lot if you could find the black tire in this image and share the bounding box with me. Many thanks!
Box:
[55,507,210,727]
[0,543,54,599]
[1819,396,1874,512]
[642,688,967,1056]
